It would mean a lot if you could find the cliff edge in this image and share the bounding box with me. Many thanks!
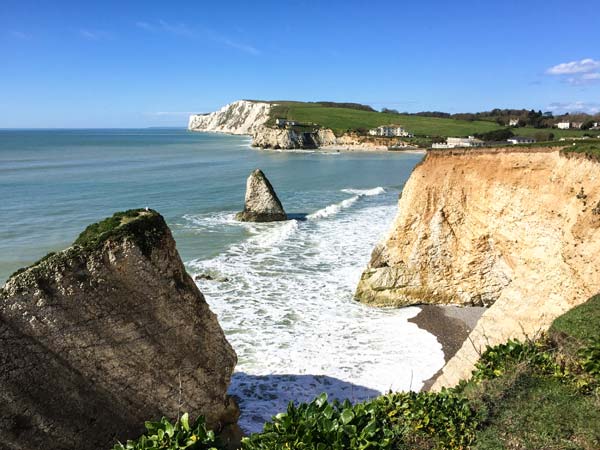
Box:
[355,147,600,388]
[0,209,238,450]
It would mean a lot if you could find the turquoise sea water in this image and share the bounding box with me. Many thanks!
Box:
[0,129,444,431]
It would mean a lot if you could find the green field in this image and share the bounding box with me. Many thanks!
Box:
[266,101,504,137]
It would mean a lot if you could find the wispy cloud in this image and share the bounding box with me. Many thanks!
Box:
[80,29,113,41]
[546,58,600,85]
[209,34,260,55]
[136,20,259,55]
[547,101,600,115]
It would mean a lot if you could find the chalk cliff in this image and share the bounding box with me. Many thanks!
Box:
[356,147,600,388]
[188,100,272,135]
[0,209,238,450]
[188,100,411,150]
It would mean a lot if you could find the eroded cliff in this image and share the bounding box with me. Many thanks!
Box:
[188,100,271,135]
[356,147,600,388]
[0,209,238,450]
[188,100,411,150]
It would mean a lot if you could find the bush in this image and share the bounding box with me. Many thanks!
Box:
[241,391,478,450]
[113,414,223,450]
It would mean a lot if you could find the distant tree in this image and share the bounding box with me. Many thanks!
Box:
[581,120,595,130]
[534,131,555,142]
[475,128,515,142]
[381,108,400,115]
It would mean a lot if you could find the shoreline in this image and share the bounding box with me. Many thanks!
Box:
[409,305,486,390]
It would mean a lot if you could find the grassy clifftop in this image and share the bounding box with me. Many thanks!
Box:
[265,101,501,137]
[261,101,593,140]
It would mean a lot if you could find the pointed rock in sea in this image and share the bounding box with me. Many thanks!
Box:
[235,169,287,222]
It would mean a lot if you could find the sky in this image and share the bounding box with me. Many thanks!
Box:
[1,0,599,128]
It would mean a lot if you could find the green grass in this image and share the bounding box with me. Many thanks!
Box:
[560,142,600,161]
[512,127,594,139]
[266,101,503,137]
[551,295,600,343]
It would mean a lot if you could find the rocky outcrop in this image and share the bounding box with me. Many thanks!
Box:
[0,209,238,450]
[356,147,600,388]
[188,100,271,135]
[188,100,412,151]
[236,169,287,222]
[250,126,339,150]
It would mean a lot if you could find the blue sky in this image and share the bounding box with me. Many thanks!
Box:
[1,0,599,127]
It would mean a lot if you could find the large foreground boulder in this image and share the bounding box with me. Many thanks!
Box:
[0,209,238,450]
[236,169,287,222]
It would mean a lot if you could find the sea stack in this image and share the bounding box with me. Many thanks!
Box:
[0,209,239,450]
[236,169,287,222]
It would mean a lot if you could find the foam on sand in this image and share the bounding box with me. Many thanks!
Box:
[184,187,444,432]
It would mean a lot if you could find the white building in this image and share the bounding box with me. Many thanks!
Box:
[507,136,536,145]
[432,136,484,149]
[368,125,412,137]
[275,118,298,127]
[571,122,584,129]
[509,118,519,127]
[557,122,570,129]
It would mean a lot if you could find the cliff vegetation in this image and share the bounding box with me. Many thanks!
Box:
[117,295,600,449]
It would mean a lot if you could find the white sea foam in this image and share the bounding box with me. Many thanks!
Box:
[184,189,443,433]
[307,187,386,220]
[341,186,386,196]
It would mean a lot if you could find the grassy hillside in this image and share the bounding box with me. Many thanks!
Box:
[117,295,600,449]
[266,101,503,137]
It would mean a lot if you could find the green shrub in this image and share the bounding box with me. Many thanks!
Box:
[469,339,561,383]
[241,391,478,450]
[113,413,223,450]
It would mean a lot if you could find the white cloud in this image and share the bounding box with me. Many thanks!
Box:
[546,58,600,85]
[546,58,600,75]
[547,101,600,115]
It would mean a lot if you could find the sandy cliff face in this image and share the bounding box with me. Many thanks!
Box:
[0,210,238,450]
[356,148,600,388]
[188,100,271,135]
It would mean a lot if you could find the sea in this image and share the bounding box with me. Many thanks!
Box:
[0,128,444,432]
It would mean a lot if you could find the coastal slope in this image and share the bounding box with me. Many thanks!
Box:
[0,210,238,450]
[187,100,411,150]
[356,147,600,388]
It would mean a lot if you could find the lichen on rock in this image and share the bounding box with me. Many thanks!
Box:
[0,209,239,450]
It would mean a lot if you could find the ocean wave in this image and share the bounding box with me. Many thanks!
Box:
[341,186,386,196]
[307,196,360,220]
[186,203,443,433]
[307,187,386,220]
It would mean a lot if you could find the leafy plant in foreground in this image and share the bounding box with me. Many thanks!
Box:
[241,391,478,450]
[112,413,222,450]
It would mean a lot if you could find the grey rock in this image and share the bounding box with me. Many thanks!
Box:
[236,169,287,222]
[0,209,238,450]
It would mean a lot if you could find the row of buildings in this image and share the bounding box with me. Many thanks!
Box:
[368,125,413,137]
[432,135,536,149]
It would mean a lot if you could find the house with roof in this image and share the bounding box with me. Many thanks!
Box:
[556,121,571,129]
[368,125,412,137]
[507,136,536,145]
[432,136,484,149]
